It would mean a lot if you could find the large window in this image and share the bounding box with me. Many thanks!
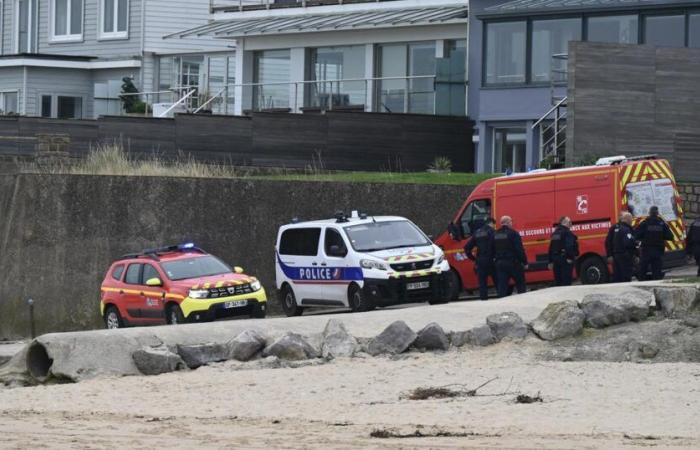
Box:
[0,92,19,115]
[16,0,37,52]
[57,96,83,119]
[436,39,467,116]
[689,14,700,48]
[377,42,436,114]
[253,49,290,111]
[279,228,321,256]
[644,15,685,47]
[101,0,128,38]
[587,15,638,44]
[306,45,365,111]
[493,128,526,173]
[531,18,581,83]
[485,21,526,85]
[52,0,83,42]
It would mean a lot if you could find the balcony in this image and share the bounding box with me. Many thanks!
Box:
[210,0,400,13]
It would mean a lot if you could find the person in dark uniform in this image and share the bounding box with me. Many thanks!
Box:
[493,216,528,298]
[612,212,638,282]
[465,217,497,300]
[686,217,700,276]
[548,216,579,286]
[605,212,624,282]
[635,206,673,280]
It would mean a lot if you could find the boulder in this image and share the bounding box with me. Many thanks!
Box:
[227,330,266,362]
[580,291,652,328]
[263,333,318,361]
[413,323,450,351]
[321,320,359,359]
[176,343,229,369]
[450,325,497,347]
[367,321,417,356]
[486,312,528,341]
[653,287,699,318]
[531,301,585,341]
[617,290,655,322]
[132,346,187,376]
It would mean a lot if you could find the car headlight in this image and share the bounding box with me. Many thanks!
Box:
[188,289,209,299]
[250,280,262,291]
[361,259,387,271]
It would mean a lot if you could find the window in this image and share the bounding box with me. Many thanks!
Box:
[41,96,52,117]
[460,199,492,237]
[125,264,142,284]
[111,265,125,281]
[52,0,83,41]
[16,0,37,52]
[0,92,19,115]
[485,21,526,85]
[324,229,348,258]
[493,128,526,173]
[253,49,290,110]
[436,39,467,116]
[377,42,436,114]
[690,14,700,48]
[587,15,638,44]
[57,96,83,119]
[644,15,685,47]
[531,18,581,83]
[279,228,321,256]
[142,264,160,284]
[307,45,365,110]
[101,0,128,38]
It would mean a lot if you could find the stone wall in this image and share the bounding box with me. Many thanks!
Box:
[680,182,700,220]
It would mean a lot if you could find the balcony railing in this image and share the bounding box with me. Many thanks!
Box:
[210,0,398,12]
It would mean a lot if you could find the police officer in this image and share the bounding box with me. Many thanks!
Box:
[548,216,579,286]
[686,216,700,276]
[635,206,673,280]
[465,217,496,300]
[493,216,528,298]
[605,212,624,282]
[611,212,638,282]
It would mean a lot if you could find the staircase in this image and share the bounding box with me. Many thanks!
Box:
[534,53,568,169]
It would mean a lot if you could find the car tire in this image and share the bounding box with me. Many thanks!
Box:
[579,256,609,285]
[348,284,375,313]
[166,304,186,325]
[280,285,303,317]
[104,306,124,329]
[444,268,462,302]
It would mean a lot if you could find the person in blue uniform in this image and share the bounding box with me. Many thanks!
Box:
[605,212,624,282]
[611,212,638,282]
[493,216,528,297]
[548,216,579,286]
[465,217,496,300]
[634,206,673,280]
[686,217,700,276]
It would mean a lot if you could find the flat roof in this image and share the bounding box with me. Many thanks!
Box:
[481,0,699,17]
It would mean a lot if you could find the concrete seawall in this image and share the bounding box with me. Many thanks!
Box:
[0,174,469,339]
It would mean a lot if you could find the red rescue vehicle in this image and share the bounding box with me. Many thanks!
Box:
[436,155,686,297]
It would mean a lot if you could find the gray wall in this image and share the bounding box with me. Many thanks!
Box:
[567,41,700,181]
[0,174,470,339]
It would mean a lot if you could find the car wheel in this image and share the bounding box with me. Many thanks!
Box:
[444,268,462,302]
[104,306,124,329]
[166,304,186,325]
[579,256,609,285]
[348,284,374,313]
[280,285,303,317]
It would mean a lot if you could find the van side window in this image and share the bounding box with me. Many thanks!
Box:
[325,228,348,257]
[279,228,321,256]
[460,199,492,236]
[111,264,125,281]
[142,264,160,285]
[124,263,142,285]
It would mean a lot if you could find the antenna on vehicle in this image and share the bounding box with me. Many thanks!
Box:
[291,217,300,224]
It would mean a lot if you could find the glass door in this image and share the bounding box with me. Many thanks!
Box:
[493,128,527,173]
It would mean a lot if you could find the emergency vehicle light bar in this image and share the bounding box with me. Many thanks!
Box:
[119,243,204,261]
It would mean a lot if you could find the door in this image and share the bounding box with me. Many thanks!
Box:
[123,263,143,320]
[452,198,492,290]
[321,227,351,303]
[277,227,324,303]
[140,263,166,321]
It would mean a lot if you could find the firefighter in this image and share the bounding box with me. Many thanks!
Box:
[611,212,638,282]
[635,206,673,280]
[605,212,625,282]
[548,216,579,286]
[465,217,497,300]
[686,216,700,276]
[493,216,528,298]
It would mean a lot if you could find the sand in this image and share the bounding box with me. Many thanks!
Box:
[1,340,699,449]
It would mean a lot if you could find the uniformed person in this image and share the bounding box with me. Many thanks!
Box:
[465,217,497,300]
[493,216,528,297]
[686,216,700,276]
[548,216,579,286]
[605,212,625,282]
[635,206,673,280]
[611,212,638,282]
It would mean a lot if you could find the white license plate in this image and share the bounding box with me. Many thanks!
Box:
[224,300,247,309]
[406,281,430,291]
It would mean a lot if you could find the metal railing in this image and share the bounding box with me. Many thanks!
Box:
[209,0,396,12]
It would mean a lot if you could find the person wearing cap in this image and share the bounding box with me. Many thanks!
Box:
[634,206,673,280]
[548,216,579,286]
[611,212,638,282]
[465,217,497,300]
[605,212,626,282]
[493,216,528,297]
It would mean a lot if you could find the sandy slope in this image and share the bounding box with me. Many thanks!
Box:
[1,340,699,449]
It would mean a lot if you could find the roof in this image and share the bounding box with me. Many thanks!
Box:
[167,6,468,39]
[482,0,698,16]
[283,216,409,228]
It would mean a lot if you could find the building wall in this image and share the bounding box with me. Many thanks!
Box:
[680,183,700,220]
[24,67,94,117]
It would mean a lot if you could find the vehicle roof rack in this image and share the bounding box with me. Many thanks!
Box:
[607,154,658,165]
[117,243,204,262]
[335,211,349,223]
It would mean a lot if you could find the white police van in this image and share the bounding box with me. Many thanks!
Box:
[275,211,451,316]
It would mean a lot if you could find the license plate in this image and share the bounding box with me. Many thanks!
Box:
[224,300,247,309]
[406,281,430,291]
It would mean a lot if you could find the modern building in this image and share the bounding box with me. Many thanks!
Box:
[468,0,700,172]
[0,0,233,119]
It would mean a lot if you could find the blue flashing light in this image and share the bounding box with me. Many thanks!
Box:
[178,242,195,250]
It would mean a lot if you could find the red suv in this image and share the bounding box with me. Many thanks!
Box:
[100,244,267,329]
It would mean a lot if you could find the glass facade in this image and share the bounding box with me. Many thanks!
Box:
[17,0,37,52]
[485,21,527,85]
[644,15,685,47]
[377,42,436,114]
[587,15,638,44]
[436,40,467,116]
[306,45,365,110]
[253,50,291,110]
[493,128,526,173]
[691,14,700,48]
[531,18,581,83]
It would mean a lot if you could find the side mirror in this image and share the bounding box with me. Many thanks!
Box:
[328,245,347,258]
[234,266,244,274]
[447,223,463,241]
[146,277,162,287]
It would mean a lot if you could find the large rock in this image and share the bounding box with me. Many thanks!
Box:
[133,346,187,376]
[486,312,528,341]
[367,321,417,356]
[653,287,699,318]
[176,343,229,369]
[531,301,585,341]
[413,323,450,351]
[263,333,318,361]
[321,320,358,359]
[580,291,652,328]
[450,325,497,347]
[227,330,266,362]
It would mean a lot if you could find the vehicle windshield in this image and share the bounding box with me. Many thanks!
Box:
[344,220,431,252]
[160,256,232,281]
